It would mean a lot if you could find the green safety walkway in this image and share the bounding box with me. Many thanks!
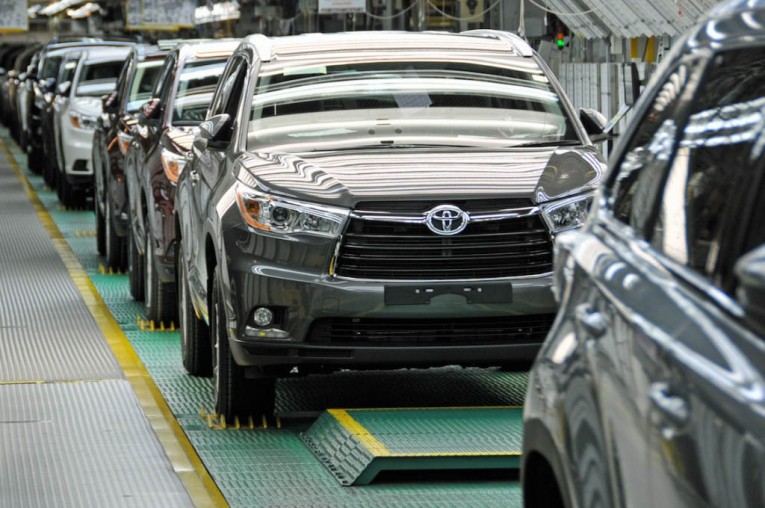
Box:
[3,129,528,507]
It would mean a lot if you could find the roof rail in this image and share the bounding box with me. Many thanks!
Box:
[462,29,533,57]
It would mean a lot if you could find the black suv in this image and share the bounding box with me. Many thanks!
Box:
[125,40,237,321]
[523,1,765,507]
[93,45,166,269]
[176,31,607,420]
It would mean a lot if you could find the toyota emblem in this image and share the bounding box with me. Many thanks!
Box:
[426,205,469,236]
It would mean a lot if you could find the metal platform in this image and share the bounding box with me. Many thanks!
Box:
[4,130,528,507]
[303,407,523,485]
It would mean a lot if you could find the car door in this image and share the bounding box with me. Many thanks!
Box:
[187,56,248,306]
[640,45,765,508]
[561,54,707,507]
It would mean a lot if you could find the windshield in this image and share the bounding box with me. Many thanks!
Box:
[173,58,227,126]
[75,60,123,97]
[248,56,579,152]
[126,60,163,113]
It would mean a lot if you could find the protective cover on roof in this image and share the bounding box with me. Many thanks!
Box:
[536,0,721,38]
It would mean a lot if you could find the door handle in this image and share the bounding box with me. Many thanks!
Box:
[575,303,607,338]
[650,382,689,426]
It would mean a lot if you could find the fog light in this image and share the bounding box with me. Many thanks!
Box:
[252,307,273,327]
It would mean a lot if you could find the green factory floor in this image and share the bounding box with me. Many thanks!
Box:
[4,131,527,507]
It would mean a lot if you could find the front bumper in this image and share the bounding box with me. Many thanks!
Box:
[225,255,556,369]
[62,125,94,179]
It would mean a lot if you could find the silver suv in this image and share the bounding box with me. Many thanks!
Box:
[175,30,607,419]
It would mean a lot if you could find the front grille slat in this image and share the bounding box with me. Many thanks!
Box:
[308,314,556,346]
[335,202,553,280]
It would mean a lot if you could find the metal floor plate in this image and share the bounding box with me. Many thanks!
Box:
[303,407,523,485]
[0,380,192,507]
[8,133,527,507]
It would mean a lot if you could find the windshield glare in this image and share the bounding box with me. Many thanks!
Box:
[248,57,579,152]
[127,61,163,113]
[173,59,227,126]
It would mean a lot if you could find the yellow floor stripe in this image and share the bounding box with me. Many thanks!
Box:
[1,141,228,508]
[328,409,392,457]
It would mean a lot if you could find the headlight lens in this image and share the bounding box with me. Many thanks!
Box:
[235,184,349,237]
[161,148,186,184]
[69,110,97,130]
[540,192,595,233]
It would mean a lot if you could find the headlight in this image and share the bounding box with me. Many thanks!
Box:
[161,148,186,184]
[540,192,594,233]
[69,110,97,130]
[235,183,349,238]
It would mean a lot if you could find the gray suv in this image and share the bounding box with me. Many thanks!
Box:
[523,1,765,507]
[175,30,607,419]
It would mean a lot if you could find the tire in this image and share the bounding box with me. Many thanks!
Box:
[128,227,145,301]
[27,139,42,175]
[178,243,211,376]
[212,271,275,421]
[144,229,175,323]
[105,192,126,269]
[95,198,106,256]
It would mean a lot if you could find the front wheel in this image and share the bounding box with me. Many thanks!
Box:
[128,227,145,301]
[211,270,275,421]
[95,197,106,256]
[105,192,126,270]
[178,243,211,376]
[144,229,175,323]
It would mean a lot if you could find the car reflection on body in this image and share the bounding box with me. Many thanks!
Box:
[175,31,609,421]
[522,1,765,507]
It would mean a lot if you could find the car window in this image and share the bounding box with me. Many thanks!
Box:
[152,56,175,100]
[172,58,228,126]
[650,48,765,291]
[210,57,245,118]
[248,57,579,151]
[126,60,163,113]
[607,59,704,237]
[74,60,123,97]
[39,55,63,80]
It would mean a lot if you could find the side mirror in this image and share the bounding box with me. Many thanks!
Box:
[623,62,641,106]
[580,108,609,143]
[102,91,119,115]
[199,113,231,149]
[56,81,71,96]
[735,245,765,331]
[137,97,161,124]
[43,77,57,93]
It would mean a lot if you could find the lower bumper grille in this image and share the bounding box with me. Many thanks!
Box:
[307,314,556,347]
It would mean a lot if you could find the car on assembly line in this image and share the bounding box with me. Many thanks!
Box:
[522,1,765,507]
[6,45,41,145]
[175,31,608,420]
[29,40,135,178]
[93,45,166,269]
[52,47,131,207]
[125,40,238,321]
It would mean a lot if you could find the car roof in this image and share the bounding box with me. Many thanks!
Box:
[81,47,134,64]
[241,30,533,63]
[175,39,239,61]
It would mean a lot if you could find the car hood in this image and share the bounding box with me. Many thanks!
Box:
[239,145,605,208]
